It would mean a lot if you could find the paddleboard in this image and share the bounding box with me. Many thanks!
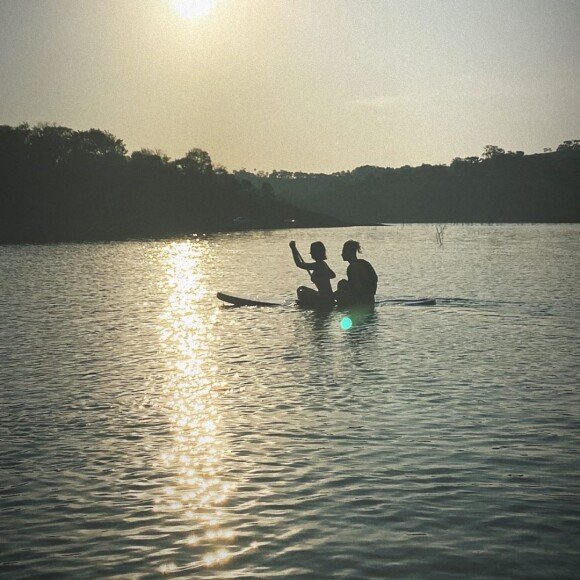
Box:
[377,297,436,307]
[216,292,283,307]
[217,292,436,308]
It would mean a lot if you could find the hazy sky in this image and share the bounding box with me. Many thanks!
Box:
[1,0,579,173]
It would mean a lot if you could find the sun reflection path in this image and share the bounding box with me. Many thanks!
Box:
[154,240,241,573]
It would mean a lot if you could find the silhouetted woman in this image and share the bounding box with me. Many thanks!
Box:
[289,240,336,308]
[334,240,378,307]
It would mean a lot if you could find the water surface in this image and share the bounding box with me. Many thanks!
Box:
[1,225,579,578]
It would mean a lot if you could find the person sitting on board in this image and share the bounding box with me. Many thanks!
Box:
[289,240,336,308]
[334,240,378,307]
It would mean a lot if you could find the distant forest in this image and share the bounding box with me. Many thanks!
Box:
[1,124,578,244]
[0,123,341,244]
[236,142,580,224]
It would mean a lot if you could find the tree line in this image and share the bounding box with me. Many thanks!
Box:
[236,141,580,223]
[0,123,341,243]
[2,124,578,244]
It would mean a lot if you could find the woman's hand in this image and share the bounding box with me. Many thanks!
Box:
[289,241,296,249]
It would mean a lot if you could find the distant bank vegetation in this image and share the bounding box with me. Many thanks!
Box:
[1,124,578,243]
[0,123,340,243]
[237,142,580,224]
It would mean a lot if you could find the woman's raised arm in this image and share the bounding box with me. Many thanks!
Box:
[289,241,313,271]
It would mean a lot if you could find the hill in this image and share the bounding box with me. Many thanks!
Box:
[236,142,580,223]
[0,123,343,244]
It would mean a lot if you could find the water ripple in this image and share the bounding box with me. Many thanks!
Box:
[1,227,579,578]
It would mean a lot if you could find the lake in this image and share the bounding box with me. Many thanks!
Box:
[1,224,579,579]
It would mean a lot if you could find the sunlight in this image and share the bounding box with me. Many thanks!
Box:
[154,239,239,570]
[170,0,216,20]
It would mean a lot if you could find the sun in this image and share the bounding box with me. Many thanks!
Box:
[170,0,215,20]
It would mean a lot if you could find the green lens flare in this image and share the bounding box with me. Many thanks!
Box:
[340,316,353,330]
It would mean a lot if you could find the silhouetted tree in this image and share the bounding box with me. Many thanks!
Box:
[72,128,127,157]
[130,148,169,167]
[557,140,580,153]
[482,145,506,159]
[30,124,75,161]
[174,148,213,175]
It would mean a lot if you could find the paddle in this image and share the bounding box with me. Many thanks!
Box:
[290,241,313,276]
[296,248,313,276]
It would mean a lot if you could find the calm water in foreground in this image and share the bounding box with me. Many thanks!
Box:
[1,225,579,579]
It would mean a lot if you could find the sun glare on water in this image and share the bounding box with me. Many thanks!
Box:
[170,0,216,19]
